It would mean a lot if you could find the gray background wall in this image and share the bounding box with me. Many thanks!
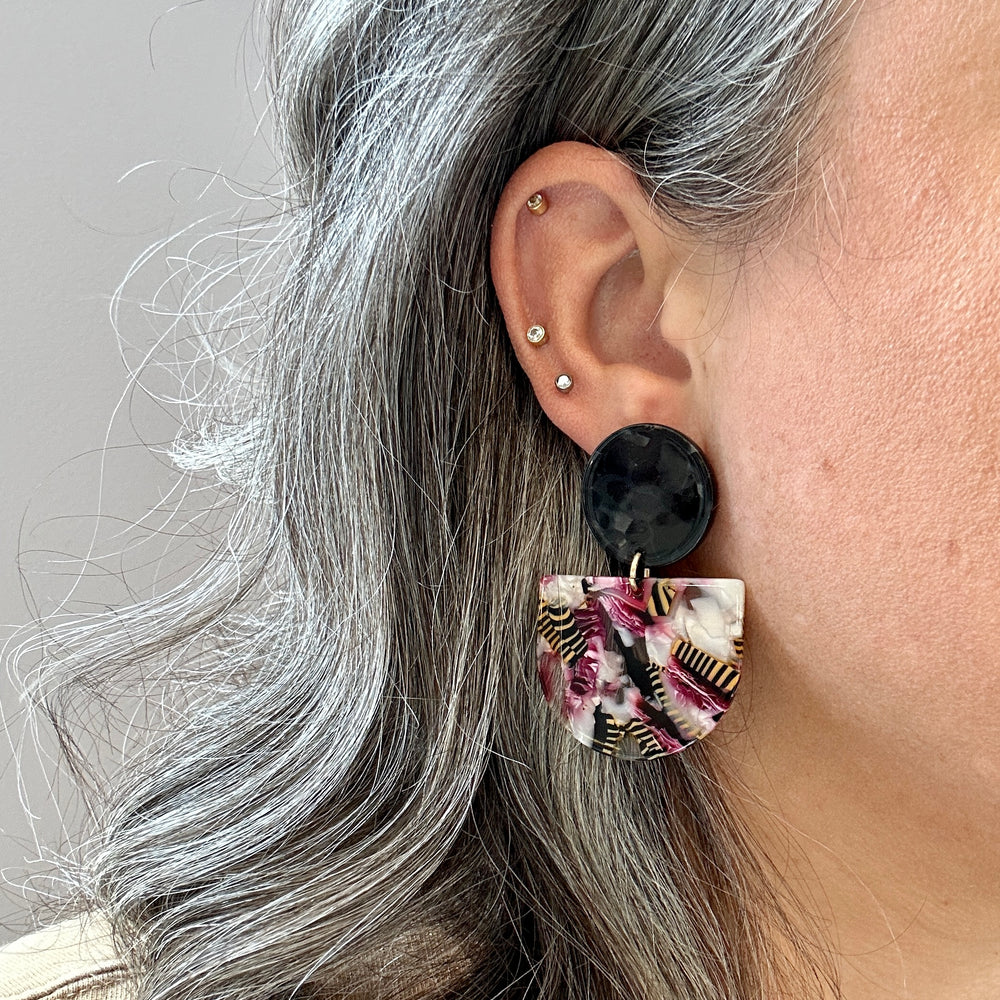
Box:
[0,1,275,940]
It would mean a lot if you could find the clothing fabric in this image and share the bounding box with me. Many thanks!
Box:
[0,914,130,1000]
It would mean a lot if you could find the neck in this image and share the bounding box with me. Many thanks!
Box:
[724,629,1000,1000]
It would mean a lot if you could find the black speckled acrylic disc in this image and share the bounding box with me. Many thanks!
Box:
[582,424,715,570]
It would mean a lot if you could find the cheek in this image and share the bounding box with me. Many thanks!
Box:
[710,0,1000,675]
[703,182,1000,783]
[718,292,1000,644]
[696,0,1000,795]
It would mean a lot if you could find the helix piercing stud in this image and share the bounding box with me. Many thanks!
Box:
[526,192,548,215]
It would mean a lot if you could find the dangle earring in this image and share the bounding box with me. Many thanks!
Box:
[536,424,745,760]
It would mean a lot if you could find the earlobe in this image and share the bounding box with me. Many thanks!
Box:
[490,142,725,454]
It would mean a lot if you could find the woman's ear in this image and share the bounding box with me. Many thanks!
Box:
[490,141,729,454]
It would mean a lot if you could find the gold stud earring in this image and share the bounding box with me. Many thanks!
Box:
[555,373,573,392]
[526,192,548,216]
[526,324,548,345]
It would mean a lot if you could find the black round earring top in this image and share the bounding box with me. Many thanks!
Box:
[581,424,715,570]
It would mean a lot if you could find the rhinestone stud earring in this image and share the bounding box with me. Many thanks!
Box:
[526,324,548,346]
[526,192,548,216]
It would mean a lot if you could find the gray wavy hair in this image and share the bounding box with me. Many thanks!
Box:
[16,0,851,997]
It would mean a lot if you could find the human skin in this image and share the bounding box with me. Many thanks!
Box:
[491,1,1000,996]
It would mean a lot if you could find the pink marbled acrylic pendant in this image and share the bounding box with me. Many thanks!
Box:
[537,575,745,759]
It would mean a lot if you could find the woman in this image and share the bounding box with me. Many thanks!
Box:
[2,0,998,997]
